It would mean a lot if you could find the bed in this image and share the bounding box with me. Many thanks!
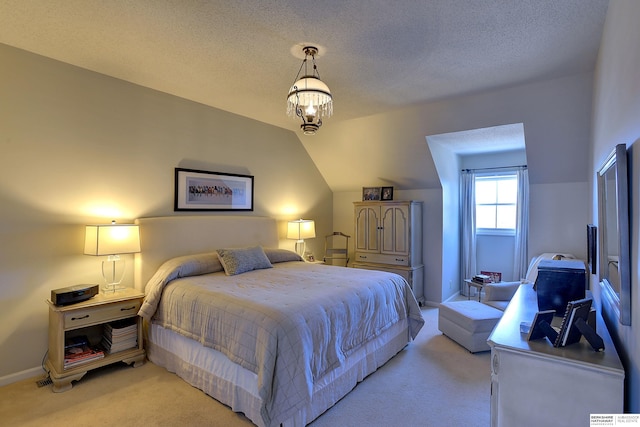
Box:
[134,216,424,427]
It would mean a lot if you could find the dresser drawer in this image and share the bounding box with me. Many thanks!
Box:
[354,252,409,266]
[64,299,141,329]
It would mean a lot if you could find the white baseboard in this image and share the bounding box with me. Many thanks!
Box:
[443,291,462,303]
[422,291,461,307]
[0,366,44,387]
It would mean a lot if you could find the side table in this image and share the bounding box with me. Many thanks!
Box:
[45,287,146,392]
[463,279,485,301]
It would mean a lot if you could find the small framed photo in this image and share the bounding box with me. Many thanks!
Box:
[174,168,254,211]
[362,187,381,201]
[381,186,394,201]
[527,310,556,341]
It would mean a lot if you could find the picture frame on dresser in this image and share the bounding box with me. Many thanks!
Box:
[362,187,381,201]
[174,168,254,211]
[381,186,394,201]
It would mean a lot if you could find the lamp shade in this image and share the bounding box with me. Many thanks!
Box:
[287,76,332,116]
[84,223,141,256]
[287,219,316,240]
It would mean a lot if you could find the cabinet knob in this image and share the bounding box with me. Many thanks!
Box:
[121,305,137,312]
[71,314,90,321]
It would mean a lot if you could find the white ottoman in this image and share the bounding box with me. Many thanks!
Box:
[438,300,503,353]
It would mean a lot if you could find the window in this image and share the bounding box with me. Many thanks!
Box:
[475,174,517,233]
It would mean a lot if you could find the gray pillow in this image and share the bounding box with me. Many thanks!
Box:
[263,248,304,264]
[216,246,273,276]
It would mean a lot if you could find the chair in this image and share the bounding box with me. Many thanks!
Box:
[323,232,350,266]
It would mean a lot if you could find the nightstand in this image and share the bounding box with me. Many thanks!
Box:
[45,287,146,392]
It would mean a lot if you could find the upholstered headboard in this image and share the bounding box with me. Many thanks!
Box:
[134,216,279,291]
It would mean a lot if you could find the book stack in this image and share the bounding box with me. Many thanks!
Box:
[102,318,138,354]
[64,336,105,369]
[472,274,491,285]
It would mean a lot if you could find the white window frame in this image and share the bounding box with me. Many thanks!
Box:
[475,173,518,236]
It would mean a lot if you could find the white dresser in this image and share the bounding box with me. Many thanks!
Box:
[352,201,423,303]
[488,284,624,427]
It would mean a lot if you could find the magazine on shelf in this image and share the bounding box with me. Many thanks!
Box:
[64,343,105,368]
[64,335,89,350]
[105,318,137,335]
[102,318,138,353]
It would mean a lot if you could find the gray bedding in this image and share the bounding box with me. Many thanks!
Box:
[139,254,423,426]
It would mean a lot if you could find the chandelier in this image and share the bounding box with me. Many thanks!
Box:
[286,46,333,135]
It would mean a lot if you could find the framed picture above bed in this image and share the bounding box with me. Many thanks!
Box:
[174,168,254,211]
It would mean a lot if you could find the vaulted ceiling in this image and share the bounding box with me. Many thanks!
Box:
[0,0,609,190]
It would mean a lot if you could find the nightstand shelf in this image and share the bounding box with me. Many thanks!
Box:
[45,287,146,392]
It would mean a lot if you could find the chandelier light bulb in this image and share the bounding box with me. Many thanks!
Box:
[305,102,316,117]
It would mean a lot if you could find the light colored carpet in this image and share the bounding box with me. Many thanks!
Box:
[0,307,491,426]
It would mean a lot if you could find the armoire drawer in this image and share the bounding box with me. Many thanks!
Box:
[354,252,409,266]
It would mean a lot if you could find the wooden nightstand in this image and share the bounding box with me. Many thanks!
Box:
[45,287,146,392]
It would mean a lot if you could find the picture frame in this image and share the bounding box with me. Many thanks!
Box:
[527,310,556,341]
[174,168,254,211]
[362,187,381,201]
[554,298,593,347]
[587,224,597,274]
[381,186,394,201]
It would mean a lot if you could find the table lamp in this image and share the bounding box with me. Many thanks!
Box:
[84,221,141,293]
[287,219,316,257]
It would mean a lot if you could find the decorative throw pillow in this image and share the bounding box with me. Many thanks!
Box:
[263,248,304,264]
[216,246,273,276]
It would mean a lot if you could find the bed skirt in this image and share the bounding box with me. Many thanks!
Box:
[146,319,410,427]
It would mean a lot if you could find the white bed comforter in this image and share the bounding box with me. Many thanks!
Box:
[139,259,423,426]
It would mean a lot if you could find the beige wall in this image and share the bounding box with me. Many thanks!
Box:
[0,44,333,381]
[591,0,640,412]
[331,74,593,306]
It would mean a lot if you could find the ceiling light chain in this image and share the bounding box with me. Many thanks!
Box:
[287,46,333,135]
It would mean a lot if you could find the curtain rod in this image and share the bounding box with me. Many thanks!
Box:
[461,165,527,172]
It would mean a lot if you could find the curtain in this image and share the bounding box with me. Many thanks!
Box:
[513,167,529,280]
[460,170,476,296]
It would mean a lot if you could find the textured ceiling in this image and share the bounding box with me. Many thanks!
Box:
[0,0,609,135]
